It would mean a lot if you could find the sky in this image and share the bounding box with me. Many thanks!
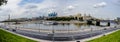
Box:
[0,0,120,21]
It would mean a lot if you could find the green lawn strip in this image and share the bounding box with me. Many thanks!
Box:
[0,28,37,42]
[88,30,120,42]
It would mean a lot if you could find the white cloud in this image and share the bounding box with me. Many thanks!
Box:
[0,0,119,21]
[66,5,75,10]
[0,0,58,21]
[24,4,38,9]
[0,0,23,20]
[93,2,107,8]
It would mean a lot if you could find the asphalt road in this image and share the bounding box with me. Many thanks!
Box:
[0,25,120,41]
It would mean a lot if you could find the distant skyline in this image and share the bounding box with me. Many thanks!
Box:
[0,0,120,21]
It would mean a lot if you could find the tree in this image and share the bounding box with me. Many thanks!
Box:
[0,0,7,6]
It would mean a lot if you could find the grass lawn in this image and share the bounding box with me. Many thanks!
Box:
[88,30,120,42]
[0,29,37,42]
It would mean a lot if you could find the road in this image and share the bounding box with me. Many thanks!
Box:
[1,25,120,41]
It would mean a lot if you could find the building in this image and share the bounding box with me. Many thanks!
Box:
[73,13,83,21]
[117,17,120,22]
[48,12,57,18]
[83,14,93,21]
[73,13,95,21]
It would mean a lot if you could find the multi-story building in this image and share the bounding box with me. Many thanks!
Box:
[73,13,93,21]
[48,12,57,18]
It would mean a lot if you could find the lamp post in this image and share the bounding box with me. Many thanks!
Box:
[67,23,70,33]
[90,27,93,37]
[93,3,106,36]
[39,23,41,33]
[52,25,55,42]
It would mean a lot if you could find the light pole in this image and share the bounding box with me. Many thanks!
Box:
[93,3,106,36]
[90,27,93,37]
[52,25,55,42]
[39,23,41,33]
[68,23,70,33]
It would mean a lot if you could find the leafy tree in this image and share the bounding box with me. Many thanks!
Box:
[0,0,7,6]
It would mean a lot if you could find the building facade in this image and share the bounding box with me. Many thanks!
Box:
[48,12,57,18]
[73,13,93,21]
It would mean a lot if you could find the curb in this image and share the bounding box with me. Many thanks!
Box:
[79,29,120,42]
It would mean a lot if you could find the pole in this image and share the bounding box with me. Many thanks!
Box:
[91,27,93,37]
[52,25,55,42]
[39,24,40,33]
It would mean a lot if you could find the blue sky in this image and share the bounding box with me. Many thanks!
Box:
[0,0,120,21]
[19,0,44,5]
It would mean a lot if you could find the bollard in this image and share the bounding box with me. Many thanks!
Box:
[114,26,116,28]
[6,28,9,30]
[12,29,16,32]
[76,41,80,42]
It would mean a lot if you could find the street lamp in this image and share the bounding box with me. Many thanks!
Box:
[67,23,70,33]
[52,25,55,42]
[39,23,41,33]
[93,2,107,36]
